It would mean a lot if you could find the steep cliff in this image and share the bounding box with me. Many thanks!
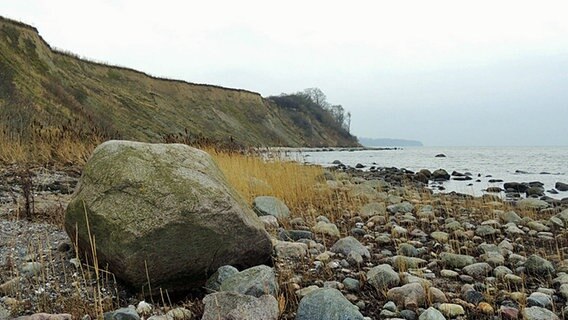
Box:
[0,16,358,147]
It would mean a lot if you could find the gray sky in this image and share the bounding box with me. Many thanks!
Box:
[4,0,568,146]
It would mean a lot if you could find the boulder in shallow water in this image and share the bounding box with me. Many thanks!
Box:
[65,141,272,294]
[556,182,568,192]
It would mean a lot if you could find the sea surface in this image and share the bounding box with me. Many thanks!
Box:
[292,146,568,199]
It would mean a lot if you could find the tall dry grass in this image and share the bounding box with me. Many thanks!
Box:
[207,149,359,225]
[0,125,103,165]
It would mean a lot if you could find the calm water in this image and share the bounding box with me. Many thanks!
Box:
[293,146,568,198]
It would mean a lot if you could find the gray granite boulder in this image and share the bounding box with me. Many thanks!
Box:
[65,141,272,294]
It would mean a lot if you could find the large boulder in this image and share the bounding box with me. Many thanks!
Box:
[65,141,272,294]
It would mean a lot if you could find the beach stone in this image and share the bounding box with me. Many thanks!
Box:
[253,196,290,219]
[555,209,568,224]
[440,270,459,278]
[440,252,476,268]
[343,277,361,292]
[398,243,419,257]
[387,202,414,214]
[463,262,493,278]
[21,262,42,277]
[493,266,513,278]
[0,277,21,295]
[559,283,568,299]
[220,265,278,298]
[556,182,568,191]
[202,292,278,320]
[517,198,550,210]
[499,306,519,320]
[418,307,446,320]
[359,202,386,218]
[259,215,279,229]
[481,252,505,266]
[367,264,400,290]
[278,229,313,241]
[312,221,341,237]
[524,255,555,276]
[65,141,272,294]
[14,314,73,320]
[527,292,552,308]
[165,308,193,320]
[296,285,320,298]
[438,303,464,317]
[104,307,140,320]
[296,288,364,320]
[475,225,498,237]
[274,241,308,259]
[387,283,446,309]
[331,236,370,259]
[478,302,494,315]
[521,306,559,320]
[205,265,239,292]
[463,290,484,305]
[499,211,522,224]
[392,256,427,270]
[432,169,450,181]
[136,301,152,316]
[430,231,449,243]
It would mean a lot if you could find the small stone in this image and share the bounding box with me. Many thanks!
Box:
[136,301,152,316]
[367,264,400,290]
[440,270,459,278]
[274,241,308,259]
[383,301,398,312]
[440,252,476,268]
[463,290,484,305]
[478,302,494,315]
[331,236,370,259]
[220,265,278,298]
[499,306,519,320]
[312,221,340,237]
[438,303,464,317]
[430,231,449,243]
[526,292,552,308]
[524,255,555,276]
[463,262,493,279]
[104,307,140,320]
[253,196,290,219]
[205,265,239,292]
[0,277,21,295]
[296,288,364,320]
[296,285,320,298]
[418,307,446,320]
[343,278,361,292]
[21,262,42,277]
[521,306,559,320]
[165,307,193,320]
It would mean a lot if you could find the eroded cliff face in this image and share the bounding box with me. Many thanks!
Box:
[0,16,359,147]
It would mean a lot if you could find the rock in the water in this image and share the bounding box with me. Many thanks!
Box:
[521,306,559,320]
[296,288,364,320]
[253,196,290,219]
[202,292,278,320]
[65,141,272,294]
[367,264,400,290]
[556,182,568,192]
[432,169,450,181]
[435,154,446,158]
[524,254,555,276]
[331,236,370,259]
[220,265,278,297]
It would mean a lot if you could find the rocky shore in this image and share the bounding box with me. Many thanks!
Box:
[2,158,568,320]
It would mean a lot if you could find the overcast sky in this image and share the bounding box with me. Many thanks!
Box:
[4,0,568,146]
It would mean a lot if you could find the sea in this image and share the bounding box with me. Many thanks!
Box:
[291,146,568,199]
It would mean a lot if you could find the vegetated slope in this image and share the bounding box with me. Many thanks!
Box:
[0,16,358,147]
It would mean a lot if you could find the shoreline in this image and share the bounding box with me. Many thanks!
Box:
[1,161,568,319]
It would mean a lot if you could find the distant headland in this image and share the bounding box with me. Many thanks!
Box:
[358,137,423,147]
